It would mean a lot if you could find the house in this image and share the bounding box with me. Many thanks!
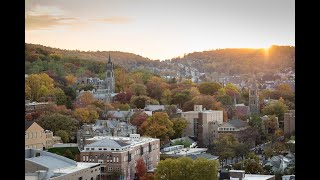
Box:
[25,148,101,180]
[77,120,137,150]
[282,175,295,180]
[235,104,251,118]
[264,155,292,174]
[181,105,224,146]
[218,119,249,133]
[187,153,219,161]
[25,121,56,150]
[144,105,166,113]
[80,134,160,180]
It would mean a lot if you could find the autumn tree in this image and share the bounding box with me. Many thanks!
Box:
[135,158,147,180]
[189,87,201,99]
[140,112,174,144]
[262,99,288,121]
[113,92,133,104]
[161,89,172,105]
[224,83,240,98]
[55,130,69,143]
[64,74,77,86]
[36,113,78,136]
[172,90,191,108]
[130,95,152,109]
[130,111,149,132]
[25,73,56,101]
[146,76,169,101]
[233,153,263,174]
[155,157,217,180]
[73,107,99,123]
[78,92,95,107]
[171,117,188,139]
[130,83,147,96]
[197,82,222,95]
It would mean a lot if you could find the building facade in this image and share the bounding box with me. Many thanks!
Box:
[25,121,55,150]
[182,105,223,146]
[80,134,160,180]
[284,110,295,136]
[249,80,260,115]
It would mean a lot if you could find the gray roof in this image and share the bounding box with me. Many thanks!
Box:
[86,138,130,148]
[27,156,74,170]
[25,121,34,131]
[106,111,134,119]
[144,105,165,111]
[188,153,218,160]
[220,119,249,129]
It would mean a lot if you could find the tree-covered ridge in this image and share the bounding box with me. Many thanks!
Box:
[169,45,295,75]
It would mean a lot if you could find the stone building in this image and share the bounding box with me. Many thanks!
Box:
[181,105,223,146]
[80,134,160,180]
[284,110,295,136]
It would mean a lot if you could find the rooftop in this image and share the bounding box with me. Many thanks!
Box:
[220,119,249,129]
[25,149,99,178]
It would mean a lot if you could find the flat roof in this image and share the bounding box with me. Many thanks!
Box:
[244,174,275,180]
[164,148,207,156]
[51,162,100,174]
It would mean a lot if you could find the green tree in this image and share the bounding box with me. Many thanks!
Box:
[130,95,151,109]
[198,82,222,95]
[171,117,188,139]
[140,112,174,144]
[130,83,147,96]
[161,89,172,105]
[36,113,78,136]
[262,99,288,121]
[55,130,69,143]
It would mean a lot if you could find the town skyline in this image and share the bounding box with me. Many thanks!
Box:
[26,0,295,60]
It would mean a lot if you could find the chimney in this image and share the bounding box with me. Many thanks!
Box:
[194,105,203,112]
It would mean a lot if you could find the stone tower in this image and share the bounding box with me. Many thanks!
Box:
[249,78,260,115]
[105,54,115,94]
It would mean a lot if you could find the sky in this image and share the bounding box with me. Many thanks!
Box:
[25,0,295,60]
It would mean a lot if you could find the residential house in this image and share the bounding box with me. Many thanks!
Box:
[25,121,56,150]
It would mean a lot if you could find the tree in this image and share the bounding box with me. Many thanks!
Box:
[197,82,222,95]
[36,113,78,136]
[212,133,238,166]
[130,95,151,109]
[118,103,130,111]
[55,130,69,143]
[146,76,169,101]
[161,89,172,105]
[173,139,191,148]
[216,95,233,106]
[130,111,149,132]
[191,95,216,110]
[140,112,174,143]
[262,99,288,121]
[78,92,95,107]
[25,73,56,101]
[64,74,77,86]
[135,158,147,179]
[171,117,188,139]
[54,88,68,106]
[264,115,279,134]
[224,83,240,98]
[189,87,200,99]
[130,83,147,96]
[113,92,133,104]
[155,157,217,180]
[73,107,98,123]
[172,90,192,108]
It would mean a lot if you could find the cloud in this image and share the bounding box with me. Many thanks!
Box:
[93,16,132,24]
[25,14,77,30]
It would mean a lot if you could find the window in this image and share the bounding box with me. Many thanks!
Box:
[34,132,37,138]
[25,133,29,139]
[30,133,33,139]
[99,148,102,150]
[116,167,120,172]
[40,131,42,137]
[108,167,113,172]
[86,148,89,150]
[91,148,94,150]
[83,156,86,161]
[103,148,107,150]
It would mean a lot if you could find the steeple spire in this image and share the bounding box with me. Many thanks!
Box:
[233,94,237,106]
[108,53,112,63]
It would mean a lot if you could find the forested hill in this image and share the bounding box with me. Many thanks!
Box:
[25,43,295,79]
[168,45,295,75]
[25,43,160,71]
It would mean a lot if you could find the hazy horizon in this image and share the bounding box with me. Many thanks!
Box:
[26,0,295,60]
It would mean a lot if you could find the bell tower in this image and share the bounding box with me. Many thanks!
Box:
[105,54,115,94]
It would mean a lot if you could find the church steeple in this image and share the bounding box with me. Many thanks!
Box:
[108,53,112,63]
